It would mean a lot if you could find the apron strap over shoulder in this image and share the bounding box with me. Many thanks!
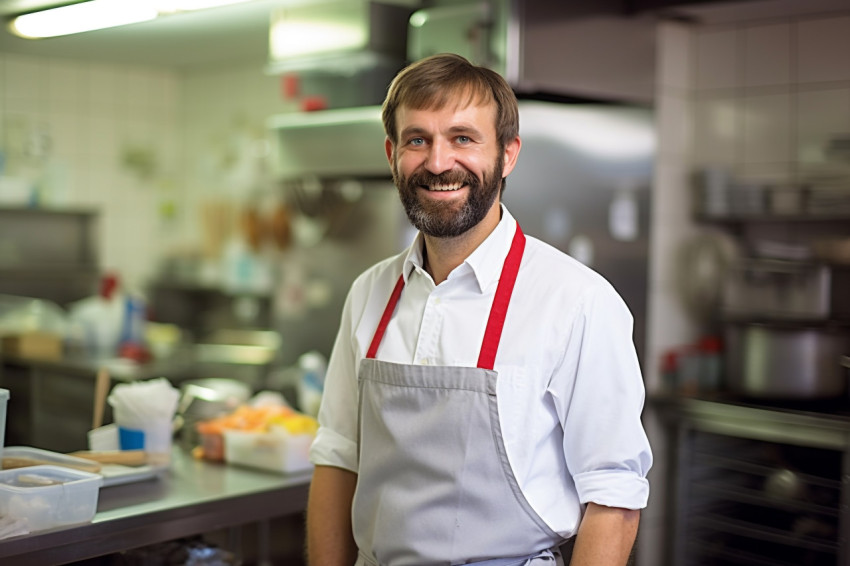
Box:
[366,274,405,359]
[477,225,525,370]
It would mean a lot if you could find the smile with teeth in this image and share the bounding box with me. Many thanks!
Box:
[425,183,466,191]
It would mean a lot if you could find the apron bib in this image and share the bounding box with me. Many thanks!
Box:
[353,226,566,566]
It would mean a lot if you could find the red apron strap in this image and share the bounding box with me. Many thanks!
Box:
[477,225,526,370]
[366,274,405,359]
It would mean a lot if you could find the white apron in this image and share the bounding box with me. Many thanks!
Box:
[353,225,568,566]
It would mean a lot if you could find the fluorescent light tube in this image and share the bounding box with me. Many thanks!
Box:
[157,0,254,12]
[10,0,158,39]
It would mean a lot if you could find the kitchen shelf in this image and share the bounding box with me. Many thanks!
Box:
[691,452,841,491]
[687,539,829,566]
[695,212,850,224]
[690,481,839,518]
[693,514,839,554]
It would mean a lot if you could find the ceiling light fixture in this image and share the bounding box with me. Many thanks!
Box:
[155,0,254,14]
[8,0,256,39]
[10,0,158,39]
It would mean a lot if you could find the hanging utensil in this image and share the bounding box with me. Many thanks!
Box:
[92,367,110,430]
[269,201,293,251]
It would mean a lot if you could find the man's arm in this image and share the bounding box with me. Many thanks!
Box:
[306,464,358,566]
[569,502,640,566]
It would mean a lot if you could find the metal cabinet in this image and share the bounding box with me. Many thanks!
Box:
[0,206,100,307]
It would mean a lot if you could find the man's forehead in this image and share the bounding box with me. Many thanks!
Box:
[397,99,497,124]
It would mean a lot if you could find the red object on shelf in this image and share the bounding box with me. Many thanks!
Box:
[698,335,723,353]
[281,73,299,99]
[100,272,119,299]
[301,96,327,112]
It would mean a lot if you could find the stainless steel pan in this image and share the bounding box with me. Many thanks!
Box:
[724,323,850,399]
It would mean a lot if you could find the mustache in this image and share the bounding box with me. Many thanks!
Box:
[406,168,478,188]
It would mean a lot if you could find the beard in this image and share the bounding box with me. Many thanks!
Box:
[392,153,504,239]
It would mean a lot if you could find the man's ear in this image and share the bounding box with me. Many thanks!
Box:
[500,136,522,178]
[385,137,394,164]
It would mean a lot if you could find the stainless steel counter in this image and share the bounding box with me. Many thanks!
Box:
[0,448,312,565]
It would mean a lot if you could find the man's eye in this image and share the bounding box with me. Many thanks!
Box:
[409,137,425,146]
[456,136,471,144]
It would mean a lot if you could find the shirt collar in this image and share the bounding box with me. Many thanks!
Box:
[401,204,518,294]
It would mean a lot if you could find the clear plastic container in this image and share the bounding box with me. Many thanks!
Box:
[0,465,102,532]
[223,429,313,474]
[2,446,102,474]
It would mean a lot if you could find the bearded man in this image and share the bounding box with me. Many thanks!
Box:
[306,53,652,566]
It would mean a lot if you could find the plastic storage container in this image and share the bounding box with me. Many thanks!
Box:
[0,465,102,532]
[2,446,101,474]
[223,430,313,474]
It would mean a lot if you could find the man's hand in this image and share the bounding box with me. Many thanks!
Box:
[569,502,640,566]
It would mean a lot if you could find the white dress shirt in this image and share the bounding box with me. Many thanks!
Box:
[310,205,652,537]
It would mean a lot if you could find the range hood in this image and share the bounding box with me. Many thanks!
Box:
[409,0,658,104]
[267,106,390,179]
[265,0,413,76]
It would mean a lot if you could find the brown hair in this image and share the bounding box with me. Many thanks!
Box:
[382,53,519,150]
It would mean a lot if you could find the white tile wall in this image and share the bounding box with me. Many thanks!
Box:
[693,93,740,166]
[795,87,850,166]
[657,23,693,91]
[742,92,792,163]
[0,53,182,291]
[797,15,850,84]
[745,22,792,87]
[696,27,740,91]
[657,91,691,158]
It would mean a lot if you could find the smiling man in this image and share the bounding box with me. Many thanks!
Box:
[306,53,652,566]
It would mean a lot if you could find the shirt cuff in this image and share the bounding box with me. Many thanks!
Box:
[573,469,650,510]
[309,426,359,473]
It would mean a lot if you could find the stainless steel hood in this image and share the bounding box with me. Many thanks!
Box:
[409,0,658,104]
[267,106,390,179]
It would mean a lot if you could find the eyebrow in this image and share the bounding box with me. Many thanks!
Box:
[399,124,485,140]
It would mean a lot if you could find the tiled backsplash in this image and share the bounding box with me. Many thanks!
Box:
[0,53,290,294]
[693,13,850,182]
[0,53,182,291]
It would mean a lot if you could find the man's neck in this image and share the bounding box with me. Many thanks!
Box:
[422,203,502,285]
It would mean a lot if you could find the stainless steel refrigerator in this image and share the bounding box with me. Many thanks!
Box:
[268,99,654,366]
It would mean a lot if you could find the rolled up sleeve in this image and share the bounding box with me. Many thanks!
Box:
[559,283,653,510]
[308,287,362,473]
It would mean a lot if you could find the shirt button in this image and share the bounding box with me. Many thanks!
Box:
[419,358,430,365]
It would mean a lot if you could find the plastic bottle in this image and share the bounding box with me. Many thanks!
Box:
[68,273,126,359]
[118,292,151,362]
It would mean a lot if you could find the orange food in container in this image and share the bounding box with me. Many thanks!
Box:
[195,405,316,468]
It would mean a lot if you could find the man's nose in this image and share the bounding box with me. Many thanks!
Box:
[424,140,455,174]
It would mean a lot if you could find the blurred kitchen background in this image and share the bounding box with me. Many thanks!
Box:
[1,0,850,564]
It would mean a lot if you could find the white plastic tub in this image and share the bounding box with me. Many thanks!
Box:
[224,430,313,474]
[0,465,102,532]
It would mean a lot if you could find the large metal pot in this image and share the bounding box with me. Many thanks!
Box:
[724,323,850,399]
